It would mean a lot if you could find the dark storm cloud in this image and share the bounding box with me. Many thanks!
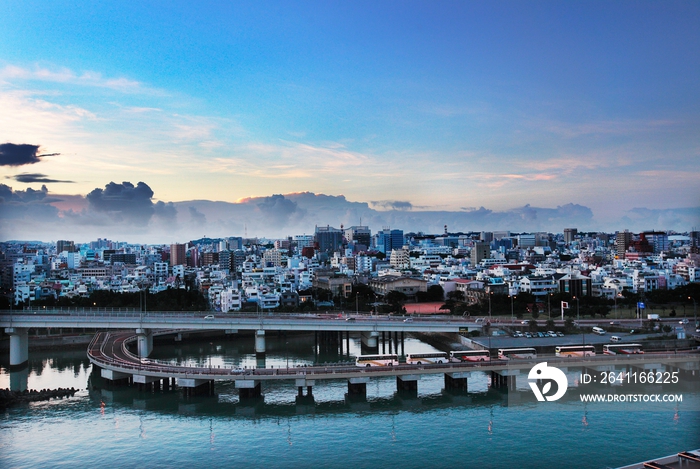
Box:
[254,194,306,228]
[0,184,59,221]
[7,173,75,184]
[86,181,155,224]
[0,143,60,166]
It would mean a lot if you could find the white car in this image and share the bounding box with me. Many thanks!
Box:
[204,315,215,319]
[679,319,689,325]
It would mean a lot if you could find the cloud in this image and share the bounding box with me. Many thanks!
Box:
[7,173,74,183]
[0,65,146,93]
[86,181,156,224]
[369,200,413,211]
[188,206,207,225]
[0,143,42,166]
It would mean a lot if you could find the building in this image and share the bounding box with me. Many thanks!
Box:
[368,275,428,300]
[56,240,76,253]
[170,243,187,267]
[471,241,490,265]
[315,226,343,253]
[564,228,578,244]
[376,229,404,254]
[615,230,633,259]
[389,249,410,269]
[344,226,371,248]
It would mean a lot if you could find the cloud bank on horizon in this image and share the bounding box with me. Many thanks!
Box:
[0,2,698,240]
[1,182,698,244]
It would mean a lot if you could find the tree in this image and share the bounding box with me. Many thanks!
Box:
[385,291,408,313]
[426,285,445,302]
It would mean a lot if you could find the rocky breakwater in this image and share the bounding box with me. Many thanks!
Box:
[0,387,79,409]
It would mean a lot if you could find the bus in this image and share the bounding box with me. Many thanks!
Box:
[355,354,399,367]
[497,348,537,360]
[555,345,596,357]
[449,350,491,362]
[603,344,644,355]
[405,352,448,365]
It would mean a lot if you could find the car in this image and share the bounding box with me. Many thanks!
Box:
[346,317,356,321]
[513,331,523,338]
[556,332,564,337]
[610,321,619,325]
[524,332,532,338]
[521,320,529,325]
[546,330,556,337]
[680,319,689,325]
[537,332,545,338]
[403,318,413,323]
[610,335,622,342]
[204,315,215,319]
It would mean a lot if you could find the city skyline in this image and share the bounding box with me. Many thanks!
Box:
[1,1,699,242]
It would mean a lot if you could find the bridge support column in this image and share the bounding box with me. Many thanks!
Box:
[396,374,419,392]
[135,328,153,358]
[179,378,215,397]
[347,377,369,396]
[491,370,519,390]
[5,327,29,369]
[445,371,472,391]
[361,331,379,352]
[295,379,315,397]
[236,379,262,399]
[255,330,266,357]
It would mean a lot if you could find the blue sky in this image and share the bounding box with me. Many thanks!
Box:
[1,1,699,241]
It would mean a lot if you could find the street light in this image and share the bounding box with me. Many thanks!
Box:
[510,294,516,323]
[689,296,697,327]
[573,296,580,322]
[548,292,552,320]
[488,290,493,319]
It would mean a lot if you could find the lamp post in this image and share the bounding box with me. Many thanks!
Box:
[689,297,697,328]
[286,341,289,369]
[548,292,552,320]
[510,294,516,323]
[488,290,492,319]
[573,296,580,323]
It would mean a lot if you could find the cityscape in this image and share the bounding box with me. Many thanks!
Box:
[3,227,700,319]
[1,2,699,469]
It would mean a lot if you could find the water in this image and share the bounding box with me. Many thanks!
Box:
[1,333,699,469]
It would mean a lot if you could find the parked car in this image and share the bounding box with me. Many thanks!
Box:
[513,331,523,338]
[524,332,532,338]
[556,332,564,337]
[537,332,545,338]
[546,331,557,337]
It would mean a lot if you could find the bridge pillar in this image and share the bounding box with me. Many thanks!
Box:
[255,330,266,357]
[5,327,29,369]
[179,378,215,397]
[361,331,379,351]
[347,377,370,396]
[445,371,472,391]
[491,370,518,390]
[135,328,153,358]
[236,379,262,399]
[396,374,419,391]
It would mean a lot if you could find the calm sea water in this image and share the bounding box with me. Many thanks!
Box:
[1,334,699,469]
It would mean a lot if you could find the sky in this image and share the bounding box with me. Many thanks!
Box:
[1,1,699,243]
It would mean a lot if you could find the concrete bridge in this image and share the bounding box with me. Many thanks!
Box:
[87,329,700,399]
[0,310,478,368]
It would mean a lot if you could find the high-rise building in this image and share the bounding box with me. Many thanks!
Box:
[564,228,578,244]
[315,226,343,253]
[344,226,371,247]
[376,229,404,254]
[471,241,490,265]
[615,230,633,258]
[642,231,669,254]
[170,243,187,267]
[56,240,76,253]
